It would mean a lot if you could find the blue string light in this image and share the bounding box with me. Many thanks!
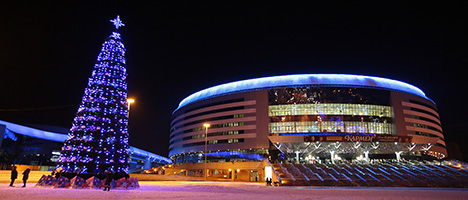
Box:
[57,16,130,175]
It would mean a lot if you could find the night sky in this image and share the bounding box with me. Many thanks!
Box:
[1,2,466,161]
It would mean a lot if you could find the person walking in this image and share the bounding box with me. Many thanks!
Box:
[265,177,272,186]
[10,166,18,187]
[103,170,113,191]
[22,167,31,187]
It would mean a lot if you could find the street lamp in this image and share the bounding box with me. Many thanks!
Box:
[127,98,135,118]
[203,123,210,180]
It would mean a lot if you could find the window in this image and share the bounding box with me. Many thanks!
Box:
[269,87,391,105]
[409,99,437,111]
[269,103,393,117]
[182,138,245,147]
[269,121,394,135]
[172,113,245,130]
[413,123,442,133]
[410,107,439,119]
[411,115,441,126]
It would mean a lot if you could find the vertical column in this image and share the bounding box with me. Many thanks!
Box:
[330,151,335,164]
[395,151,402,162]
[295,151,300,164]
[144,159,151,169]
[364,151,369,163]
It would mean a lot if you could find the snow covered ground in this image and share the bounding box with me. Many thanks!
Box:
[1,181,468,200]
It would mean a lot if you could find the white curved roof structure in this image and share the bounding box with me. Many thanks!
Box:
[0,120,69,142]
[176,74,429,110]
[0,120,172,164]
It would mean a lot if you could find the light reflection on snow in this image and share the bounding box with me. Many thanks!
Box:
[2,181,468,200]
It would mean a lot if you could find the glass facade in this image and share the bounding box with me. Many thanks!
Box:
[268,87,395,135]
[269,87,391,105]
[270,121,394,135]
[269,103,393,117]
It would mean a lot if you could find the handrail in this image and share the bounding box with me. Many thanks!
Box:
[278,163,296,181]
[289,164,309,181]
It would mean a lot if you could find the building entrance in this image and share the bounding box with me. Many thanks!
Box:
[249,170,260,182]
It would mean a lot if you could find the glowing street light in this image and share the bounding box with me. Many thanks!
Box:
[203,123,210,180]
[127,98,135,118]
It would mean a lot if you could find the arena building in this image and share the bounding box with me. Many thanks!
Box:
[169,74,446,165]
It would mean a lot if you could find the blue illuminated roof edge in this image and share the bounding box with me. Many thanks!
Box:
[0,120,172,164]
[128,146,172,164]
[175,74,432,111]
[0,120,69,142]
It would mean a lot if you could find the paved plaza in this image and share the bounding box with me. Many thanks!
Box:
[1,181,468,200]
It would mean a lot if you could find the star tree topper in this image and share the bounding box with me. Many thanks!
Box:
[110,15,125,29]
[110,32,121,39]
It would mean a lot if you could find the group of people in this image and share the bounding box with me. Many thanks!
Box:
[265,177,273,186]
[265,177,280,186]
[10,166,116,191]
[9,166,30,187]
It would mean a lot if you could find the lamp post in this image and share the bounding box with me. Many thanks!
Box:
[127,98,135,118]
[203,123,210,180]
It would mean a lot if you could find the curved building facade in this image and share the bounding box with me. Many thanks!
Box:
[169,74,446,164]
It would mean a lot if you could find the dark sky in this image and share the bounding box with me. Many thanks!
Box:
[0,2,466,161]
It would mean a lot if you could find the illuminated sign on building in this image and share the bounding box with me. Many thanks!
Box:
[304,135,412,143]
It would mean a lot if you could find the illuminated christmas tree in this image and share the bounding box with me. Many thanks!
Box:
[57,15,130,175]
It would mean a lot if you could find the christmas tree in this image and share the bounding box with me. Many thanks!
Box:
[57,15,130,175]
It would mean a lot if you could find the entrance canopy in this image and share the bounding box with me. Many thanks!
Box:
[269,134,438,157]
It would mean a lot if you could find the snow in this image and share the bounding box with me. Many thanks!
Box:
[1,181,468,200]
